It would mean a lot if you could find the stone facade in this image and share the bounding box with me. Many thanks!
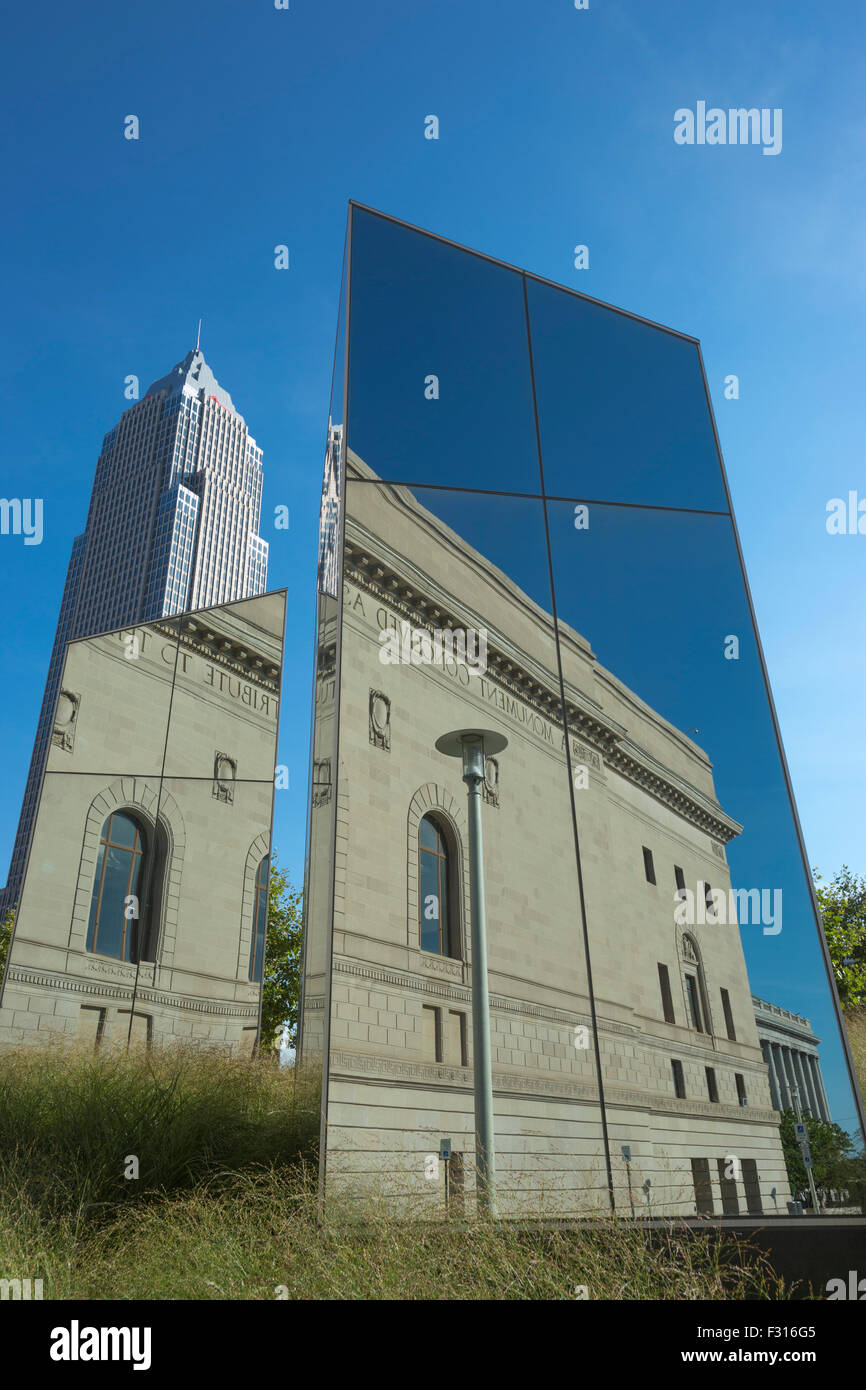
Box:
[302,454,792,1218]
[0,592,284,1053]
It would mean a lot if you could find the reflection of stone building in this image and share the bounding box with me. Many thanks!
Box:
[754,996,831,1121]
[303,454,791,1218]
[0,593,283,1054]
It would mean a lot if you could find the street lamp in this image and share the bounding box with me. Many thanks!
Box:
[435,727,508,1217]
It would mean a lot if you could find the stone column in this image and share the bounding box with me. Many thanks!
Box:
[792,1050,811,1114]
[784,1046,800,1110]
[761,1039,781,1110]
[795,1056,811,1112]
[772,1043,791,1109]
[800,1051,819,1116]
[785,1048,801,1110]
[809,1054,831,1122]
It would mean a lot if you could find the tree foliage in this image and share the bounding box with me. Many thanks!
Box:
[0,907,14,980]
[779,1108,866,1205]
[814,866,866,1010]
[259,856,303,1054]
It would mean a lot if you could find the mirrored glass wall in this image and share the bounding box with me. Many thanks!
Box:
[301,204,865,1220]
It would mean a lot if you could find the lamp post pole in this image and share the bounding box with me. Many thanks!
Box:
[464,736,496,1215]
[792,1082,822,1215]
[436,727,507,1218]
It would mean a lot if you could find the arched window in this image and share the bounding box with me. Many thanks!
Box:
[86,812,146,962]
[249,856,269,982]
[681,933,711,1035]
[419,815,454,957]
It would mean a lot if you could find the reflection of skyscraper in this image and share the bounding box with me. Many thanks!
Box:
[318,419,343,599]
[1,348,268,910]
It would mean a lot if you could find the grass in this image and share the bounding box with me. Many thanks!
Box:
[0,1042,319,1222]
[3,1167,792,1301]
[0,1044,792,1300]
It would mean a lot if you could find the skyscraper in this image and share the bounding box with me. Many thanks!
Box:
[317,419,343,599]
[1,347,268,910]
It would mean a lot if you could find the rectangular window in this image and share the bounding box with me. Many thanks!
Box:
[721,987,737,1041]
[658,963,675,1024]
[77,1005,105,1049]
[691,1157,714,1216]
[716,1158,740,1216]
[703,881,716,917]
[685,974,704,1032]
[422,1005,442,1063]
[671,1059,686,1099]
[117,1010,152,1051]
[674,865,686,893]
[741,1159,763,1214]
[705,1066,719,1103]
[735,1073,747,1106]
[446,1010,467,1067]
[642,847,656,884]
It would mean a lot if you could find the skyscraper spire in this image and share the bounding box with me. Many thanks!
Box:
[0,345,268,911]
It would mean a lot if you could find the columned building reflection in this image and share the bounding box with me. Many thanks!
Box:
[755,996,832,1121]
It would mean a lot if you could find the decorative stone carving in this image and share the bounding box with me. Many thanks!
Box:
[420,952,462,978]
[482,755,500,807]
[711,841,725,859]
[213,752,237,803]
[369,690,391,751]
[681,935,698,963]
[568,738,602,772]
[52,689,79,752]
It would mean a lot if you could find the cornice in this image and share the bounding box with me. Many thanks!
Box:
[8,966,258,1021]
[153,617,281,693]
[342,538,741,844]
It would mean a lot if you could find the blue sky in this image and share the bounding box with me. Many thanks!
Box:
[0,1,863,1126]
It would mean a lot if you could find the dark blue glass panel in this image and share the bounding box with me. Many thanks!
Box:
[527,276,729,512]
[347,208,541,495]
